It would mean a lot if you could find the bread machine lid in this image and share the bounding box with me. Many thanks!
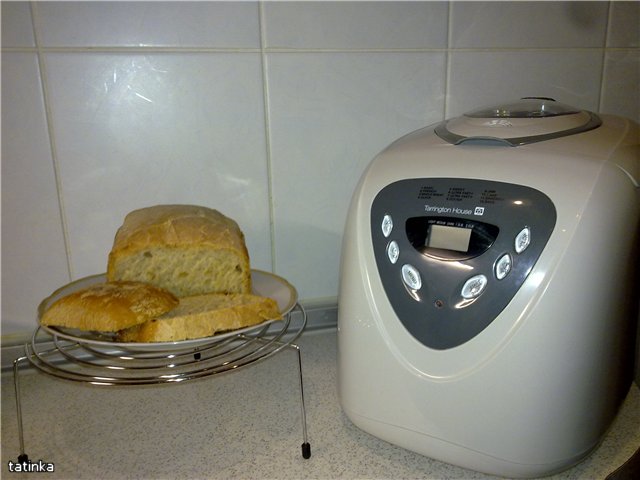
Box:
[435,97,602,146]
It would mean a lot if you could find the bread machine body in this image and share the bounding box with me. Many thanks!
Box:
[337,99,640,478]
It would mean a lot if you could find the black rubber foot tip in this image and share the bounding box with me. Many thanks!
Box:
[301,442,311,459]
[18,453,29,463]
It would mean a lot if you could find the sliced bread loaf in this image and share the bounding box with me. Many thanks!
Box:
[107,205,251,297]
[40,281,179,332]
[118,292,282,342]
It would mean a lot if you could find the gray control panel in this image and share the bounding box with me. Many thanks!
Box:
[371,178,556,350]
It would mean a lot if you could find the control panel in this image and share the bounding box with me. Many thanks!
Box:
[371,178,556,349]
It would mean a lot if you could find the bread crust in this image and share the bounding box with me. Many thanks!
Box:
[108,205,248,258]
[118,293,282,342]
[40,281,179,332]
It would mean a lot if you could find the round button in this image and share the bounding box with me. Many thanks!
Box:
[515,227,531,253]
[401,264,422,291]
[495,253,512,280]
[381,214,393,238]
[387,241,400,264]
[461,274,488,299]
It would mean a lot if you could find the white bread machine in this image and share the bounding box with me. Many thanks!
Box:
[337,98,639,477]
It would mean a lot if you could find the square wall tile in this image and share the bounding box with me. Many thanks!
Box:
[267,52,446,300]
[1,53,69,335]
[451,1,608,48]
[447,51,603,117]
[607,1,640,47]
[34,1,260,48]
[263,1,448,49]
[1,2,35,47]
[601,51,640,122]
[44,53,271,278]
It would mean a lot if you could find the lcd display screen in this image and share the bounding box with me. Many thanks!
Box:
[426,224,473,252]
[406,216,499,260]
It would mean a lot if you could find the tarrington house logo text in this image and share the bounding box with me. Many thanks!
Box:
[8,458,55,473]
[424,205,486,216]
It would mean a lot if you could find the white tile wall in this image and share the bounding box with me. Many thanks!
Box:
[43,52,272,278]
[267,52,446,298]
[263,2,448,49]
[1,2,35,47]
[607,1,640,48]
[34,2,261,47]
[601,51,640,120]
[1,52,69,336]
[447,50,604,116]
[2,1,639,338]
[450,2,609,48]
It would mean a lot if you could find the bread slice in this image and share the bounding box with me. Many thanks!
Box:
[107,205,251,297]
[118,293,282,342]
[40,281,179,332]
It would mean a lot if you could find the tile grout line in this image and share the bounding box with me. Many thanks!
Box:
[443,0,453,119]
[258,1,278,275]
[4,46,634,54]
[29,2,75,282]
[598,1,615,113]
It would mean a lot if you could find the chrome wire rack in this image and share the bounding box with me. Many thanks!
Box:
[12,304,311,463]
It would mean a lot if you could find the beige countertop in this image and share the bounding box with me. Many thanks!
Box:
[2,329,639,479]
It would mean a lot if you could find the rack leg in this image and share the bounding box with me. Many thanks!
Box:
[13,356,29,463]
[291,344,311,459]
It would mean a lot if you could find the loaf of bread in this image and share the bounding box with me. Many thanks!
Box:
[118,293,282,342]
[107,205,251,297]
[40,281,179,332]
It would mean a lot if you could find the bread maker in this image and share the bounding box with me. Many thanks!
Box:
[337,98,639,477]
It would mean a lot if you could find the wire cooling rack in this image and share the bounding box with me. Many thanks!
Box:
[12,304,311,463]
